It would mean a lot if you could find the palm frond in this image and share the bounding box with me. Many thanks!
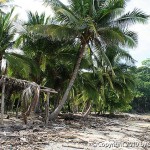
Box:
[98,27,125,45]
[112,8,149,27]
[105,45,135,64]
[25,11,50,25]
[55,7,79,25]
[28,24,78,41]
[94,38,115,76]
[95,0,127,24]
[0,8,16,53]
[5,53,39,78]
[86,16,98,37]
[123,30,138,48]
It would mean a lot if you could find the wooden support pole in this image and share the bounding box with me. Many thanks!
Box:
[1,78,5,124]
[45,92,50,126]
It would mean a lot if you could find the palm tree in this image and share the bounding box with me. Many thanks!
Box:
[92,44,136,114]
[18,11,80,113]
[74,44,135,115]
[17,11,51,82]
[0,8,35,78]
[0,8,20,75]
[33,0,148,119]
[20,11,78,85]
[0,8,23,123]
[0,9,40,120]
[106,65,135,114]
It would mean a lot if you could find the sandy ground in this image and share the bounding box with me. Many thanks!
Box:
[0,114,150,150]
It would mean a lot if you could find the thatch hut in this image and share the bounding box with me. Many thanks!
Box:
[0,75,57,125]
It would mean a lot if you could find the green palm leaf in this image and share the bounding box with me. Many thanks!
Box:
[113,8,149,27]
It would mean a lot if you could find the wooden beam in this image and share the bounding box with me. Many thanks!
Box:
[1,78,5,124]
[40,88,58,94]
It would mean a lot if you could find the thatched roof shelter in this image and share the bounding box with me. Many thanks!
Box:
[0,75,57,93]
[0,75,58,124]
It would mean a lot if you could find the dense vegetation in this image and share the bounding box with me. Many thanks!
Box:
[0,0,149,121]
[131,59,150,113]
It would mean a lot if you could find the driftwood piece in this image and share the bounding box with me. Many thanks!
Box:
[62,145,84,149]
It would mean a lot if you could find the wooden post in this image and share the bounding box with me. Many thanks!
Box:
[1,78,5,124]
[45,92,50,126]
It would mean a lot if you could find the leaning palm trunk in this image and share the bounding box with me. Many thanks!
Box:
[49,43,86,119]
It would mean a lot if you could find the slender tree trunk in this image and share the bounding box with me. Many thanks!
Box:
[83,104,91,119]
[45,92,50,126]
[82,102,87,114]
[1,78,5,124]
[82,100,90,114]
[49,43,86,119]
[16,98,20,119]
[67,101,71,113]
[109,106,115,116]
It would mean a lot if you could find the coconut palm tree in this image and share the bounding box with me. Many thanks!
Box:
[32,0,148,119]
[104,64,135,114]
[17,11,52,83]
[0,8,35,78]
[72,44,135,116]
[0,8,22,75]
[91,44,136,114]
[18,12,81,113]
[0,8,34,122]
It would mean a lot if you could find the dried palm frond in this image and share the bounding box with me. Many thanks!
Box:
[21,83,40,124]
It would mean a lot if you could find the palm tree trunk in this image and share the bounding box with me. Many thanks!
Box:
[49,43,86,119]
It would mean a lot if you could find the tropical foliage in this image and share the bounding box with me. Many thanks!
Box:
[131,59,150,113]
[0,0,149,120]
